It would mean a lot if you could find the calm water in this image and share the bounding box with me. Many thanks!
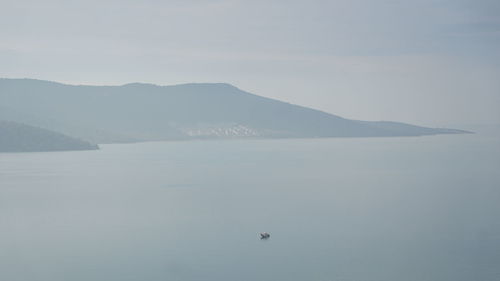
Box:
[1,135,499,281]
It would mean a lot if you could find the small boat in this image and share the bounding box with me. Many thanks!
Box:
[260,232,270,239]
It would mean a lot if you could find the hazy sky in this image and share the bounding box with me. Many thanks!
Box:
[1,0,499,127]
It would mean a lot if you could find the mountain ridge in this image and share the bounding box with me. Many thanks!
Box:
[0,78,470,143]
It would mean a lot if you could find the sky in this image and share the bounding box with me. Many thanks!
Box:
[1,0,499,127]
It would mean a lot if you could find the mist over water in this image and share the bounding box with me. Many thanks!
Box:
[1,135,499,281]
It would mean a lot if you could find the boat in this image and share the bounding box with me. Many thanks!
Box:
[260,232,270,239]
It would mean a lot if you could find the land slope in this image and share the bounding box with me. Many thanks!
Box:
[0,121,98,152]
[0,78,469,143]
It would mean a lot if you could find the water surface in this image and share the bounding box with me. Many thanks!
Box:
[1,135,499,281]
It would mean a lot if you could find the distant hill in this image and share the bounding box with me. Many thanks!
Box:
[0,78,469,143]
[0,121,98,152]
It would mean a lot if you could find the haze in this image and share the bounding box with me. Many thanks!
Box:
[2,2,500,280]
[1,0,499,128]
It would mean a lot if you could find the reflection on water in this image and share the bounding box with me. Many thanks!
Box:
[1,135,499,281]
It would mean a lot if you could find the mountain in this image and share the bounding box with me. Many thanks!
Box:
[0,121,98,152]
[0,78,469,143]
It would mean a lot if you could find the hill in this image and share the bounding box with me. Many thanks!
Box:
[0,121,98,152]
[0,78,469,143]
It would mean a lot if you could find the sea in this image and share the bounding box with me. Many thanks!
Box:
[1,134,499,281]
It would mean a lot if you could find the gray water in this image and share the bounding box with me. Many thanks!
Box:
[1,135,499,281]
